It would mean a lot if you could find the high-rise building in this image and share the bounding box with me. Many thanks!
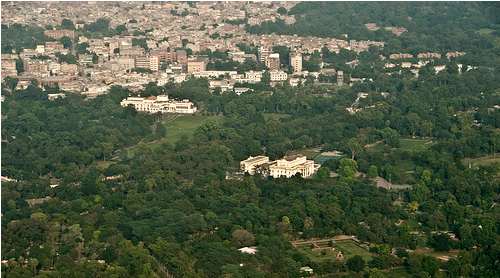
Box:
[258,46,270,63]
[337,71,344,86]
[289,53,302,73]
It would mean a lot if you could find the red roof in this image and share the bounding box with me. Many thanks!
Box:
[145,96,157,100]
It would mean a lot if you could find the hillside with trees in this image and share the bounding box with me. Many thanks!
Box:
[2,1,500,278]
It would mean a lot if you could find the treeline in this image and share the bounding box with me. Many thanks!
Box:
[1,85,162,182]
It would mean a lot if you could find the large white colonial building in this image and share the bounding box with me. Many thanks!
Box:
[120,95,197,114]
[240,154,316,178]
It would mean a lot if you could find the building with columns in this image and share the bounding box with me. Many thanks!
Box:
[240,154,316,178]
[269,154,315,178]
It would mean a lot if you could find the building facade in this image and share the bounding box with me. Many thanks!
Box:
[240,156,270,175]
[240,154,315,178]
[265,53,280,71]
[269,155,315,178]
[120,95,197,114]
[44,29,75,40]
[289,53,302,73]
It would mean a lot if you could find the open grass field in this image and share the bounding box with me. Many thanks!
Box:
[95,161,116,169]
[464,156,500,166]
[476,28,494,35]
[297,247,344,263]
[285,149,321,160]
[396,161,418,172]
[334,242,373,262]
[402,219,422,231]
[370,138,435,152]
[383,267,412,278]
[296,241,373,263]
[149,115,226,148]
[263,113,292,121]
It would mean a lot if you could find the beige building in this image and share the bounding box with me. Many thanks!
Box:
[269,154,315,178]
[44,29,75,40]
[240,156,270,175]
[289,52,302,73]
[265,53,280,71]
[187,59,209,73]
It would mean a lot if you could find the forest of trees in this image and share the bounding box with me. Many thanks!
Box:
[2,2,500,278]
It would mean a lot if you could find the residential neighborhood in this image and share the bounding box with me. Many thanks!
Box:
[1,1,469,102]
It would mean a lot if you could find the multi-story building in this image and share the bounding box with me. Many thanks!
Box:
[45,42,65,52]
[120,95,197,114]
[44,29,75,40]
[289,52,302,73]
[337,71,344,86]
[240,156,270,175]
[187,58,209,73]
[245,70,264,82]
[60,62,78,74]
[269,155,315,178]
[269,70,288,81]
[265,53,280,70]
[258,46,270,63]
[240,154,316,178]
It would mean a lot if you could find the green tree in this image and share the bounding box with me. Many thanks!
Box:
[338,158,358,185]
[277,7,287,15]
[346,255,366,272]
[61,18,75,30]
[367,165,378,179]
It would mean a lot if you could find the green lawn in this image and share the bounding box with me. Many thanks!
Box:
[334,242,373,262]
[285,149,321,160]
[465,156,500,166]
[296,241,373,263]
[149,115,226,148]
[263,113,292,121]
[95,161,116,169]
[396,161,418,172]
[298,247,344,263]
[402,219,422,231]
[399,139,435,151]
[383,267,412,278]
[369,139,435,152]
[476,28,494,35]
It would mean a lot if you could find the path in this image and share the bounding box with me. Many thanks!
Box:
[373,176,412,190]
[291,235,358,247]
[161,114,183,124]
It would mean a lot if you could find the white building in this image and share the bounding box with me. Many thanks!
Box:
[240,156,270,175]
[269,154,315,178]
[120,95,197,114]
[240,154,315,178]
[269,70,288,81]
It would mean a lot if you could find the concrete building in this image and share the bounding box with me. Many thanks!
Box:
[265,53,280,70]
[240,154,315,178]
[240,156,270,175]
[187,59,209,73]
[269,154,315,178]
[120,95,197,114]
[135,55,150,69]
[337,71,344,86]
[258,46,271,63]
[44,29,75,40]
[269,70,287,81]
[289,52,302,73]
